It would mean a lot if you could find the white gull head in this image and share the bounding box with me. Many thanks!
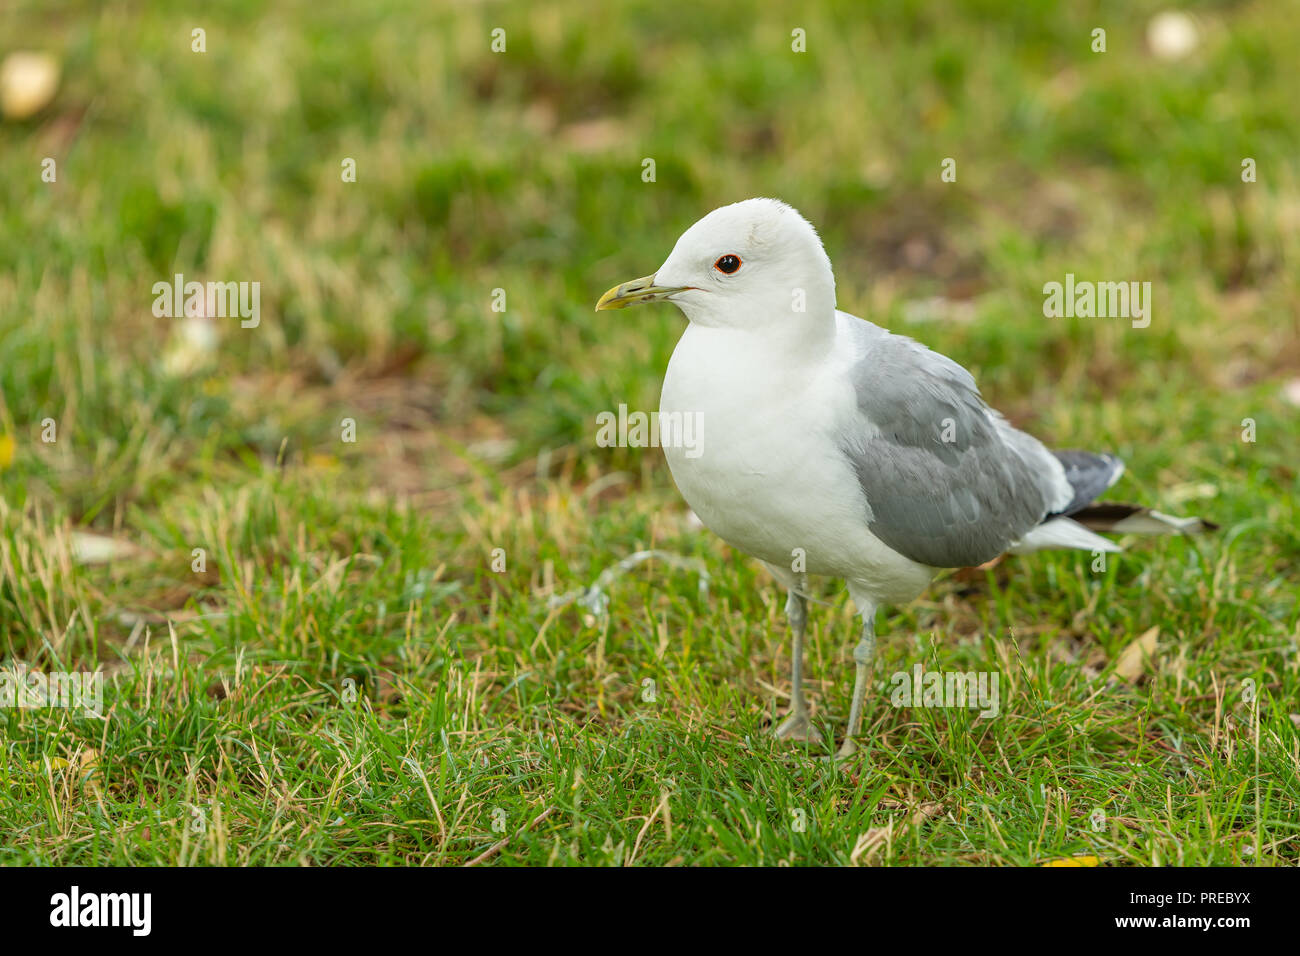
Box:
[596,198,837,333]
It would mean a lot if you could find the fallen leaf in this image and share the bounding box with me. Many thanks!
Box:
[879,798,945,825]
[1042,855,1100,867]
[850,826,893,865]
[1114,626,1160,682]
[37,748,101,794]
[0,433,14,470]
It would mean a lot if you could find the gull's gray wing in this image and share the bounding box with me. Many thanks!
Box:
[841,329,1065,568]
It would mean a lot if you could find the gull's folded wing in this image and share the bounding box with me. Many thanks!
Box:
[839,325,1072,568]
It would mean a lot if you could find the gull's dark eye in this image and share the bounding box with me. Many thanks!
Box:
[714,254,742,275]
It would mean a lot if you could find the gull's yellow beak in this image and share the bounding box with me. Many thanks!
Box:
[595,274,690,311]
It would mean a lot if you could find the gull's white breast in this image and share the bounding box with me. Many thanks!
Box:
[659,321,934,604]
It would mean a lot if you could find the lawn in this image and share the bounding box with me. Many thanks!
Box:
[0,0,1297,865]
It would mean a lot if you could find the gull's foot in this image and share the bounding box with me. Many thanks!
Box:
[772,710,822,744]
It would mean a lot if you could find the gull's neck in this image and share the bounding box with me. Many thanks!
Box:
[675,308,840,382]
[736,307,839,362]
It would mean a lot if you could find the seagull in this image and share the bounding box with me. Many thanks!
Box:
[596,198,1213,760]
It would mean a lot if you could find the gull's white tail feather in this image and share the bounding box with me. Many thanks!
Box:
[1008,517,1122,555]
[1008,504,1216,556]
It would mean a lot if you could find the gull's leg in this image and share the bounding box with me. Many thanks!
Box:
[772,587,820,743]
[835,612,877,760]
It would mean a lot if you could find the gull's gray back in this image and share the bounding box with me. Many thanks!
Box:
[839,318,1063,568]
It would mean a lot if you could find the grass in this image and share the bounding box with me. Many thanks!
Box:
[0,0,1297,865]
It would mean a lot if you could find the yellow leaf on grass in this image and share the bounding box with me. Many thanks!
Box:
[1114,626,1160,682]
[0,433,14,470]
[306,453,340,471]
[1042,855,1100,867]
[35,749,100,792]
